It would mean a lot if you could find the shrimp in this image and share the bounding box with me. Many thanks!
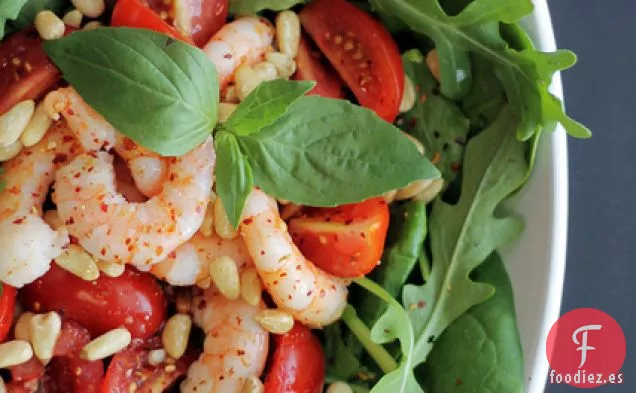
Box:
[53,138,215,267]
[202,17,275,89]
[44,88,168,197]
[182,291,269,393]
[0,122,82,287]
[151,232,253,286]
[239,189,348,327]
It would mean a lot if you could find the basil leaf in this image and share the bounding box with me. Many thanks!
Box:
[0,168,5,193]
[0,0,28,38]
[236,96,440,206]
[230,0,306,15]
[9,0,66,30]
[223,79,314,136]
[214,131,253,228]
[44,27,219,156]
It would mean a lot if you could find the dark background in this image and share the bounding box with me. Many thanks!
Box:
[548,0,634,392]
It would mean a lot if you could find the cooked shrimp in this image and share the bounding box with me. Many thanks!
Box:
[44,88,168,197]
[0,122,82,287]
[53,138,215,267]
[203,17,275,88]
[182,291,269,393]
[239,189,348,327]
[151,232,253,286]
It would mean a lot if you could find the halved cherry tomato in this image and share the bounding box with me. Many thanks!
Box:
[293,35,346,99]
[0,284,16,342]
[0,29,60,115]
[101,338,196,393]
[146,0,228,47]
[111,0,194,44]
[20,265,166,339]
[264,324,325,393]
[289,198,390,278]
[300,0,404,122]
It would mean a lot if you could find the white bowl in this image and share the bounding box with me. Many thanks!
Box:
[500,1,568,392]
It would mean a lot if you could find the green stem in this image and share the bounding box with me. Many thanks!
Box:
[341,304,398,374]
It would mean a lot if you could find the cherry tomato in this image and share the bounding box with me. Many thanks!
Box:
[20,265,166,339]
[0,284,16,342]
[264,324,325,393]
[299,0,404,122]
[146,0,228,47]
[0,29,60,115]
[111,0,194,44]
[293,35,346,99]
[101,338,196,393]
[289,198,390,278]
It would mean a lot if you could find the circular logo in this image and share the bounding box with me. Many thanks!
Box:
[546,308,626,388]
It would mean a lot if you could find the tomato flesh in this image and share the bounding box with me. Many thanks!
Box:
[0,284,16,342]
[264,324,325,393]
[300,0,404,122]
[20,265,166,339]
[111,0,194,44]
[289,198,390,278]
[294,35,346,99]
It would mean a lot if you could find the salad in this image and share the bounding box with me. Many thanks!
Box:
[0,0,589,392]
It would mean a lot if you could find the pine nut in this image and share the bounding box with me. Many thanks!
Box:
[394,179,433,201]
[413,178,444,203]
[0,340,33,368]
[0,377,6,393]
[399,75,416,113]
[196,277,211,289]
[35,11,65,40]
[148,349,166,366]
[253,62,278,82]
[241,376,264,393]
[382,189,397,204]
[30,312,62,363]
[62,9,83,28]
[54,244,100,281]
[235,65,264,101]
[209,256,240,300]
[254,309,294,335]
[266,52,297,79]
[21,102,53,147]
[83,21,102,31]
[426,49,441,81]
[223,85,239,103]
[0,140,22,161]
[240,268,262,307]
[14,312,34,341]
[327,381,353,393]
[199,201,215,237]
[71,0,105,18]
[96,259,125,278]
[280,203,302,221]
[162,314,192,359]
[81,328,131,361]
[217,103,238,124]
[276,11,301,58]
[0,100,35,147]
[175,288,193,314]
[214,197,238,239]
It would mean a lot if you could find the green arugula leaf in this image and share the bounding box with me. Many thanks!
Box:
[235,96,440,207]
[422,252,524,393]
[44,27,219,156]
[370,0,591,140]
[0,0,28,38]
[325,323,364,382]
[460,55,506,130]
[402,106,527,368]
[222,80,314,136]
[214,131,253,228]
[9,0,66,30]
[0,168,5,193]
[229,0,306,15]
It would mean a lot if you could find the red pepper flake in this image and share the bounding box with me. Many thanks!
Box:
[66,217,75,225]
[62,136,74,143]
[100,203,108,213]
[66,108,74,116]
[168,251,177,259]
[259,250,265,256]
[223,53,232,59]
[455,379,463,385]
[417,300,426,309]
[12,217,25,224]
[100,247,107,256]
[344,218,353,225]
[53,154,68,164]
[236,350,245,356]
[74,187,81,193]
[196,205,202,213]
[242,217,253,225]
[155,246,164,256]
[451,162,462,172]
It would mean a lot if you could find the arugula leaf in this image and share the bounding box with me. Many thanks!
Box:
[423,253,524,393]
[369,0,591,140]
[402,106,527,368]
[460,55,506,130]
[235,96,440,207]
[222,80,314,136]
[44,27,219,156]
[0,0,28,38]
[325,323,364,382]
[0,168,5,193]
[229,0,306,15]
[9,0,66,30]
[214,131,253,228]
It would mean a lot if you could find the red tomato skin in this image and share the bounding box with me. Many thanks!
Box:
[289,198,390,278]
[20,265,166,339]
[111,0,194,44]
[293,35,346,99]
[0,284,16,342]
[299,0,404,122]
[264,324,325,393]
